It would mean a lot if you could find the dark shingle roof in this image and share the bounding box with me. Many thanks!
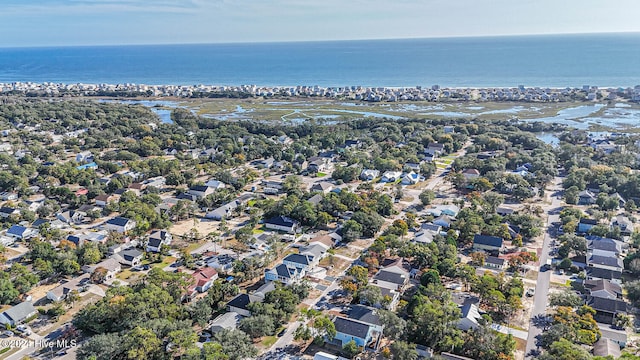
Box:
[485,256,505,265]
[265,216,297,227]
[588,255,623,268]
[283,253,311,266]
[473,234,503,248]
[334,316,371,339]
[227,293,261,311]
[587,267,622,280]
[373,270,406,285]
[107,217,130,226]
[588,297,627,313]
[347,305,381,326]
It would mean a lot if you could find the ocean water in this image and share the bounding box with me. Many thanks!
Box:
[1,33,639,87]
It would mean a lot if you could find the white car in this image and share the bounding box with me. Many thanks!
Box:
[526,288,535,297]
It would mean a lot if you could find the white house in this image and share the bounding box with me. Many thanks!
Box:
[381,171,402,182]
[264,263,306,284]
[264,216,299,234]
[187,185,215,199]
[82,258,122,283]
[104,217,136,233]
[76,151,93,164]
[146,230,172,253]
[6,225,37,240]
[360,169,380,181]
[112,248,143,267]
[401,172,420,185]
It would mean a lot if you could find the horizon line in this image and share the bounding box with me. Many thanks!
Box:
[2,30,639,50]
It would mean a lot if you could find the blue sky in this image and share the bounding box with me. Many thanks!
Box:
[3,0,640,47]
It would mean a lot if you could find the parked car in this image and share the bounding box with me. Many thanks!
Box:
[277,328,286,337]
[526,288,535,297]
[2,330,14,337]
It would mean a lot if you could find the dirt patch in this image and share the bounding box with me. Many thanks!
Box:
[170,217,221,238]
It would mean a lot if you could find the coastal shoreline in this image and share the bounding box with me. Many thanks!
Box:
[1,82,639,103]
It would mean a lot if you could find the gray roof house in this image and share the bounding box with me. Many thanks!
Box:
[0,302,37,326]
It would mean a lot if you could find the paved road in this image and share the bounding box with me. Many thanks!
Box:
[524,177,563,357]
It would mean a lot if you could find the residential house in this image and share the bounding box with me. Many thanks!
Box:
[187,267,219,295]
[380,171,402,182]
[331,316,381,350]
[347,305,383,331]
[430,205,460,217]
[104,217,136,233]
[496,206,516,216]
[207,254,236,272]
[600,327,628,348]
[47,274,91,302]
[0,192,18,201]
[76,151,93,163]
[262,180,284,195]
[164,148,178,156]
[204,179,226,190]
[585,279,623,300]
[257,157,275,169]
[283,253,317,272]
[264,216,299,234]
[401,172,420,185]
[112,248,143,267]
[586,267,623,285]
[587,254,623,272]
[0,206,19,219]
[207,312,242,334]
[56,210,86,225]
[433,215,455,228]
[578,190,597,205]
[578,218,599,233]
[0,302,37,326]
[611,215,634,236]
[0,236,15,246]
[404,162,421,173]
[593,338,621,358]
[95,194,115,207]
[309,234,338,250]
[82,258,121,283]
[413,230,434,244]
[310,182,334,194]
[143,176,166,189]
[484,256,506,270]
[226,293,262,317]
[457,302,483,331]
[146,230,172,253]
[472,234,504,253]
[462,169,480,181]
[307,194,323,206]
[307,157,332,173]
[6,225,37,240]
[370,259,410,310]
[425,142,445,156]
[264,263,305,284]
[360,169,380,181]
[587,296,627,324]
[205,195,253,221]
[187,185,215,199]
[587,236,624,255]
